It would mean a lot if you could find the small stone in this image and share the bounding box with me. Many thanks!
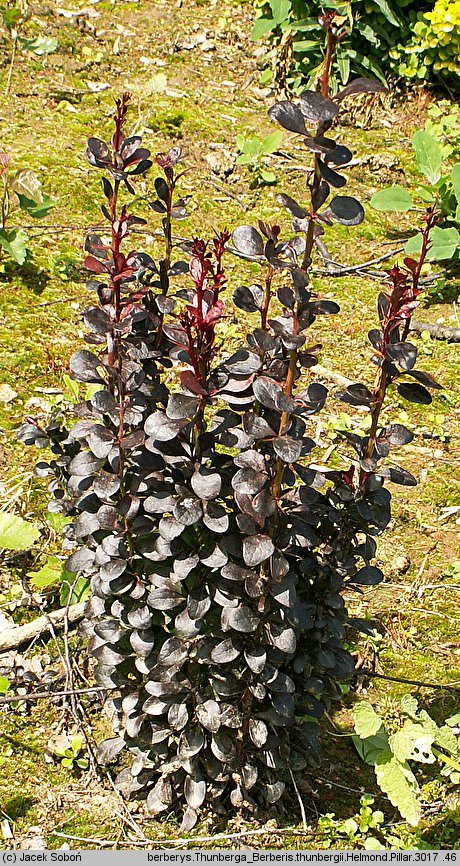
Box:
[0,384,17,404]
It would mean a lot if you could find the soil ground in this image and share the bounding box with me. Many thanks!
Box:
[0,0,459,850]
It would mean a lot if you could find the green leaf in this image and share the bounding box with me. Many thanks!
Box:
[370,186,413,212]
[445,711,460,727]
[1,7,21,30]
[61,757,74,768]
[76,758,88,769]
[0,676,11,695]
[250,16,276,41]
[60,574,90,606]
[259,169,276,183]
[20,36,58,55]
[400,693,419,719]
[17,193,55,219]
[352,730,389,765]
[260,130,283,155]
[0,512,40,550]
[412,131,443,185]
[389,722,435,764]
[427,226,460,261]
[268,0,291,25]
[46,512,72,532]
[71,734,83,753]
[371,0,401,27]
[27,556,61,589]
[451,164,460,202]
[337,51,350,84]
[292,40,318,52]
[404,233,423,255]
[374,753,421,826]
[352,701,384,739]
[0,228,28,264]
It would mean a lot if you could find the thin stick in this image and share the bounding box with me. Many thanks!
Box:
[203,179,250,212]
[316,246,405,276]
[0,686,108,704]
[5,33,17,96]
[53,826,310,847]
[289,768,308,832]
[359,669,460,693]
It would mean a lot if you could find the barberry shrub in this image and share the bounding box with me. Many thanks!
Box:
[19,87,441,830]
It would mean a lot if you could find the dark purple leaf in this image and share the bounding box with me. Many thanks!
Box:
[96,737,125,765]
[70,350,105,384]
[268,101,307,135]
[378,292,390,324]
[232,284,264,313]
[202,502,229,534]
[252,376,283,410]
[232,226,264,258]
[348,566,384,586]
[388,466,417,486]
[309,299,340,315]
[166,393,199,420]
[386,341,417,371]
[336,77,387,101]
[318,160,346,188]
[324,144,353,167]
[277,194,307,219]
[221,603,260,634]
[396,381,432,405]
[145,411,183,441]
[273,435,302,463]
[337,383,374,407]
[311,181,330,211]
[211,638,241,664]
[405,369,442,390]
[248,718,268,747]
[384,423,414,446]
[154,176,169,203]
[243,534,275,566]
[298,90,339,124]
[191,467,221,500]
[322,196,364,227]
[86,137,111,167]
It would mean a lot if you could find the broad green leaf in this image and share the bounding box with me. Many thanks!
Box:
[27,556,61,589]
[371,186,413,212]
[0,512,40,550]
[352,701,384,739]
[404,233,423,256]
[250,16,276,41]
[260,169,276,183]
[434,724,460,756]
[400,693,419,719]
[412,131,443,185]
[268,0,291,25]
[389,722,435,764]
[0,228,28,264]
[61,757,74,768]
[352,731,389,765]
[374,753,421,826]
[451,164,460,202]
[260,130,283,155]
[236,154,252,165]
[445,711,460,727]
[17,193,55,219]
[427,226,460,261]
[337,51,350,84]
[0,676,11,694]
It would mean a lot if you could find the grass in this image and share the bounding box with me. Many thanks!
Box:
[0,0,459,850]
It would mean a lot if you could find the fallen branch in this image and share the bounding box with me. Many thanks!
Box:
[310,363,352,388]
[0,602,86,653]
[409,319,460,342]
